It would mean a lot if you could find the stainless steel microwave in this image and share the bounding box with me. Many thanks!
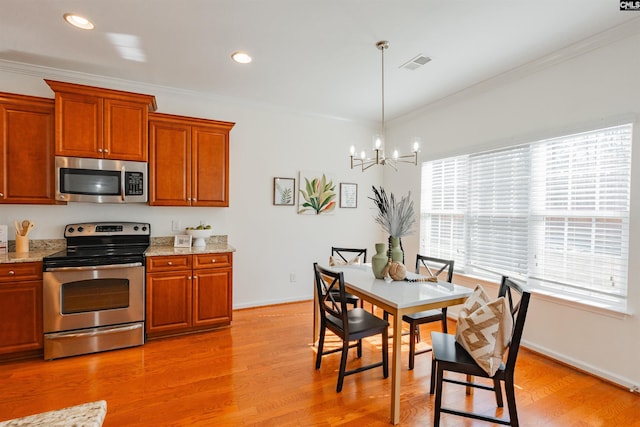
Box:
[55,156,147,203]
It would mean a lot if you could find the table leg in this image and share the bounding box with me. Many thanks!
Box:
[390,311,403,425]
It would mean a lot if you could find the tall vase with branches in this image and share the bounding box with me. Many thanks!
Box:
[369,186,416,262]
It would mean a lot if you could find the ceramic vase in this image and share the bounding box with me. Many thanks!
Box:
[389,236,403,262]
[372,243,388,279]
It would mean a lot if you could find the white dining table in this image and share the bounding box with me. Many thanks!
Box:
[317,264,472,425]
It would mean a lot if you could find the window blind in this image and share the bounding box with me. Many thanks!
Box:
[420,123,632,309]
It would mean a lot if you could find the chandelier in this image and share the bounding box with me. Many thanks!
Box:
[350,40,420,171]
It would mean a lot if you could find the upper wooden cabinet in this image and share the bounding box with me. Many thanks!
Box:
[45,80,157,162]
[149,112,234,207]
[0,93,56,204]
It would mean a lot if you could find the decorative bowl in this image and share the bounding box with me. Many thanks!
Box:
[186,229,212,247]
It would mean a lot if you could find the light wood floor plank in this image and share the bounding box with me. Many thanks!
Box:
[0,301,637,426]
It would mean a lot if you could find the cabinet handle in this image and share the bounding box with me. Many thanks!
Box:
[193,275,197,279]
[210,259,216,263]
[104,149,109,153]
[188,276,193,280]
[8,270,15,276]
[0,192,4,197]
[98,148,103,153]
[167,261,173,265]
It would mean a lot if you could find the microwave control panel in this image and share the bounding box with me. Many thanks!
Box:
[125,172,145,195]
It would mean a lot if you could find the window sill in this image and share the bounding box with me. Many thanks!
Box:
[452,273,633,320]
[530,288,632,319]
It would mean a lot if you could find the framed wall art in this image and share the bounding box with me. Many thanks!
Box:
[339,182,357,208]
[298,171,336,215]
[273,177,295,206]
[174,234,192,248]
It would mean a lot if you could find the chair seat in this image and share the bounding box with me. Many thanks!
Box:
[431,331,505,377]
[327,308,389,339]
[330,290,359,305]
[402,309,444,324]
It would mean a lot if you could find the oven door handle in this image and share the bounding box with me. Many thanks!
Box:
[45,262,143,272]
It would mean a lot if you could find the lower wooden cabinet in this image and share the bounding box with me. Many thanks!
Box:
[145,253,232,339]
[0,262,43,359]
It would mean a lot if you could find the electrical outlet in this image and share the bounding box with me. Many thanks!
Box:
[171,220,182,232]
[290,273,296,282]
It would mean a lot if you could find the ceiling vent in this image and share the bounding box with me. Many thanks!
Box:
[400,54,431,70]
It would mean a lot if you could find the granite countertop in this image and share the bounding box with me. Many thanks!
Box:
[0,236,234,264]
[145,243,236,257]
[0,400,106,427]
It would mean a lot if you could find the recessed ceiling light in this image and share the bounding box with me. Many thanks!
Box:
[231,51,252,64]
[63,13,95,30]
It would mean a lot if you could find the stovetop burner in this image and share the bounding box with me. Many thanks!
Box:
[43,221,151,270]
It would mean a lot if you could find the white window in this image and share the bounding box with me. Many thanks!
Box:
[421,124,632,310]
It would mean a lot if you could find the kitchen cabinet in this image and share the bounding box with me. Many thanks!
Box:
[145,252,232,339]
[148,112,234,207]
[0,262,43,359]
[0,93,56,204]
[45,80,157,161]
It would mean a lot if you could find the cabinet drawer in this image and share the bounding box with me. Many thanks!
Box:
[0,262,43,283]
[193,252,232,269]
[146,255,192,272]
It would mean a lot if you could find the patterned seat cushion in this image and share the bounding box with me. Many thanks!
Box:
[455,285,513,376]
[329,255,361,266]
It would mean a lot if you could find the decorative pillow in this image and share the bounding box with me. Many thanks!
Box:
[455,285,513,376]
[329,255,361,266]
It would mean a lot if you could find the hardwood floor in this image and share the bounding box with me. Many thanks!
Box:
[0,300,638,426]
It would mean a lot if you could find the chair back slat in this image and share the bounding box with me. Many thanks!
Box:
[498,276,531,373]
[331,247,367,263]
[314,263,349,333]
[415,255,454,282]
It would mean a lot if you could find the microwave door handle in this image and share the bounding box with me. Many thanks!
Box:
[121,166,126,202]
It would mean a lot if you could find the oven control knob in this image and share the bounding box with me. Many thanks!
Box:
[134,226,139,231]
[67,227,75,234]
[142,226,148,231]
[77,226,84,233]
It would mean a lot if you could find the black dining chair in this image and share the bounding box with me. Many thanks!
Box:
[430,276,531,426]
[313,262,389,392]
[330,247,367,309]
[402,255,454,370]
[331,247,367,265]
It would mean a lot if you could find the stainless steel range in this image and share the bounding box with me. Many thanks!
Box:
[42,222,150,360]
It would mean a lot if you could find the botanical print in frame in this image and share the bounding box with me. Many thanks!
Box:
[339,182,357,208]
[273,177,295,206]
[298,171,336,215]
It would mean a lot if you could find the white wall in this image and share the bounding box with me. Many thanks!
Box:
[384,33,640,390]
[0,64,386,311]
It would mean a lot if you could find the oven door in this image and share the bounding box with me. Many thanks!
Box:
[43,263,144,334]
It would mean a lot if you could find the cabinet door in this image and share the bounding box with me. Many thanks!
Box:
[146,272,192,337]
[148,118,191,206]
[192,268,232,327]
[0,94,55,204]
[0,280,43,355]
[191,125,229,207]
[54,91,103,158]
[104,98,148,161]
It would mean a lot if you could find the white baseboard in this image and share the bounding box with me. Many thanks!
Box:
[522,339,639,392]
